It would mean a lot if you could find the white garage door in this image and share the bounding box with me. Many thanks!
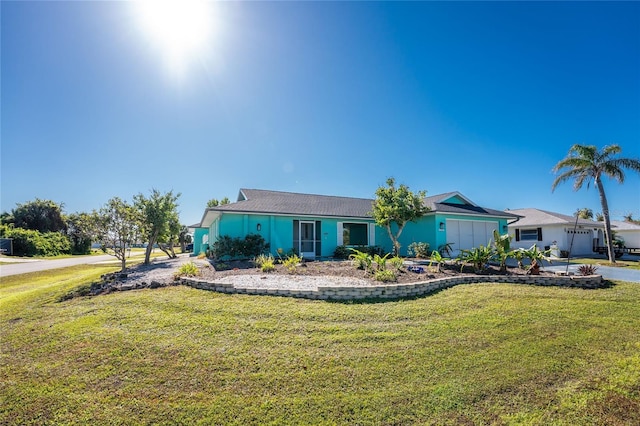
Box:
[566,229,593,255]
[446,219,498,255]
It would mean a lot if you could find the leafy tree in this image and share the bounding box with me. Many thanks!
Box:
[66,212,95,254]
[12,199,66,233]
[596,212,604,222]
[623,213,640,225]
[134,189,181,265]
[94,198,141,271]
[577,208,593,220]
[156,213,180,259]
[207,197,230,208]
[552,144,640,263]
[371,177,430,256]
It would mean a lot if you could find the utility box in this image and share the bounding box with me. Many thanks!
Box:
[0,238,13,256]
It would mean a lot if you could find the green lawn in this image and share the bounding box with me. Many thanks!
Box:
[1,267,639,425]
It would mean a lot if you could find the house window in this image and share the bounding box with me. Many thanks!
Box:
[520,229,539,241]
[343,223,368,246]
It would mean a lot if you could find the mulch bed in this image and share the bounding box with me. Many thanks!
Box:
[199,258,554,284]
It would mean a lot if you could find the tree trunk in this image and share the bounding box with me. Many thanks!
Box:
[144,230,159,265]
[596,176,616,264]
[386,223,406,256]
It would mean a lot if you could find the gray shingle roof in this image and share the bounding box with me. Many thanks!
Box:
[507,208,605,228]
[204,188,517,220]
[211,189,375,218]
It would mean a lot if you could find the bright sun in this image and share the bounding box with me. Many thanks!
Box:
[134,0,212,79]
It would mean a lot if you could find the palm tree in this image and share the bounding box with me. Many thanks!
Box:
[552,144,640,263]
[576,208,593,220]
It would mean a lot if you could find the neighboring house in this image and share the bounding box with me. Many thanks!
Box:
[192,188,517,258]
[506,208,606,256]
[610,220,640,248]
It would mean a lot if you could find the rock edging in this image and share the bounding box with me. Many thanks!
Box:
[181,274,605,301]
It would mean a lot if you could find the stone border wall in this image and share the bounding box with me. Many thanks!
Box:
[181,274,605,301]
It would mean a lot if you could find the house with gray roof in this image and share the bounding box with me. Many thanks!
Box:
[193,188,518,258]
[610,220,640,249]
[506,208,606,256]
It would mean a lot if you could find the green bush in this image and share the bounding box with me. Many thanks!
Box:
[253,253,274,268]
[213,234,269,259]
[174,262,200,278]
[0,224,71,257]
[333,245,350,259]
[349,249,373,271]
[260,257,275,272]
[374,269,397,282]
[283,253,302,273]
[407,242,430,258]
[389,255,404,271]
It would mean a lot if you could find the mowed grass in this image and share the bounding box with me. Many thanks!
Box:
[1,267,639,425]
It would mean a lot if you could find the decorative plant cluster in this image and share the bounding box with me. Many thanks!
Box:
[577,264,599,276]
[173,261,200,278]
[407,241,430,258]
[349,249,404,282]
[333,245,385,259]
[211,234,269,260]
[253,250,303,273]
[456,231,553,275]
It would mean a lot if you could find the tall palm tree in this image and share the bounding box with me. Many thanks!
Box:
[577,208,593,220]
[552,144,640,263]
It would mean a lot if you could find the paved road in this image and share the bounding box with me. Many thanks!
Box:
[0,252,148,278]
[544,263,640,283]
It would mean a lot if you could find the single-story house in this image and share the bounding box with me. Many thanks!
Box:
[610,220,640,248]
[192,188,518,258]
[506,208,606,256]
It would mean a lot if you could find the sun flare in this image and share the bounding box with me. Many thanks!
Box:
[134,0,213,79]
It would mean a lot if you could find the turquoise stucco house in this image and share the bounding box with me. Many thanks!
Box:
[192,189,518,258]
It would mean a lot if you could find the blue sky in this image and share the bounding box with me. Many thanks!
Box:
[2,1,639,226]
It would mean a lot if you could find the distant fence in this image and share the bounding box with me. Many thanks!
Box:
[0,238,13,256]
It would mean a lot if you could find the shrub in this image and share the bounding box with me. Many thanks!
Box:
[213,234,269,259]
[0,224,71,257]
[349,249,373,271]
[374,269,397,282]
[174,262,200,278]
[407,242,430,258]
[282,253,302,273]
[577,264,599,276]
[253,253,274,268]
[333,245,350,259]
[260,257,275,272]
[457,245,494,273]
[389,255,404,271]
[373,253,390,271]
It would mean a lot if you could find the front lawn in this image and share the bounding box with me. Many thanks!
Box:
[1,266,639,425]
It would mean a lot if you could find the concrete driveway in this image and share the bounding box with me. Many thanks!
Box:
[543,263,640,283]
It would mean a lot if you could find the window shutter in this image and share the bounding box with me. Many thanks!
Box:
[537,227,543,241]
[315,221,321,256]
[369,223,376,246]
[515,229,520,241]
[337,222,343,246]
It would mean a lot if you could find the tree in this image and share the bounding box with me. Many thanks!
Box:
[577,208,593,220]
[66,212,95,254]
[12,199,66,233]
[134,189,181,265]
[552,144,640,263]
[207,197,230,208]
[178,225,192,252]
[371,178,430,256]
[596,212,604,222]
[94,198,141,271]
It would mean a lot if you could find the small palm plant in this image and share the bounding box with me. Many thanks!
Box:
[349,248,373,272]
[457,244,495,274]
[429,250,443,273]
[522,244,552,275]
[492,230,512,273]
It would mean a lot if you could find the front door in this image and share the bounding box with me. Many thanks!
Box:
[299,221,316,258]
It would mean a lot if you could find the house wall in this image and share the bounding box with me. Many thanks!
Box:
[212,213,391,258]
[192,228,208,255]
[509,224,597,256]
[618,229,640,248]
